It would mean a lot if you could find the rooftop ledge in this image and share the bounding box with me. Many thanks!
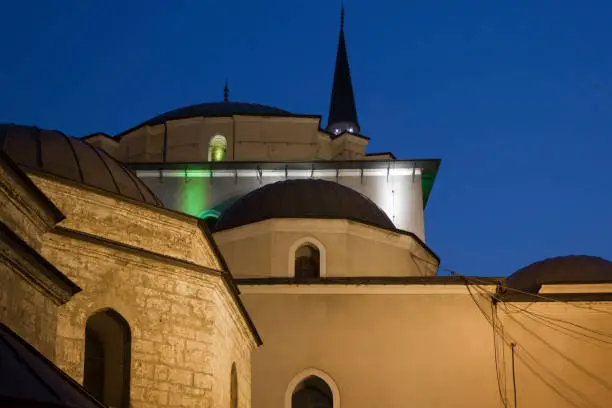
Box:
[539,283,612,294]
[128,158,440,173]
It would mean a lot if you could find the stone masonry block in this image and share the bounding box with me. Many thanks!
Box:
[155,364,169,381]
[134,360,155,379]
[168,367,193,386]
[194,373,214,390]
[145,389,169,405]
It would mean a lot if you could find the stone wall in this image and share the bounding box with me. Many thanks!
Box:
[44,231,253,408]
[29,175,221,271]
[27,176,257,408]
[0,261,58,358]
[0,155,72,359]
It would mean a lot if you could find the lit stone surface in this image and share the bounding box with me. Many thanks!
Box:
[30,175,221,271]
[22,175,258,408]
[0,263,57,358]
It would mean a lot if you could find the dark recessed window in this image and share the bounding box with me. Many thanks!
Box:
[84,309,131,408]
[292,375,333,408]
[295,244,320,279]
[204,215,219,231]
[230,363,238,408]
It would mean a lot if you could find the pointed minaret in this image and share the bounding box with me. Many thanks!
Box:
[224,80,229,102]
[327,6,359,135]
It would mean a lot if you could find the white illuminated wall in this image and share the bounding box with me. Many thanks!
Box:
[136,168,427,242]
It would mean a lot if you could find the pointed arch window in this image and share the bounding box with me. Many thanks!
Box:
[292,375,333,408]
[83,309,131,408]
[208,135,227,162]
[295,244,320,279]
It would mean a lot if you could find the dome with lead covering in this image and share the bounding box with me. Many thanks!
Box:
[138,101,292,128]
[0,124,162,206]
[215,179,395,231]
[506,255,612,293]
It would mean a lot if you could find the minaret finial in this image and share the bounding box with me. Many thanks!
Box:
[224,80,229,102]
[340,4,345,31]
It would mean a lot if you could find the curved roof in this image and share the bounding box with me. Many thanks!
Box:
[0,124,162,206]
[138,101,291,127]
[215,179,395,231]
[506,255,612,293]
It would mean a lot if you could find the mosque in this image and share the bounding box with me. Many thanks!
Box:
[1,8,611,408]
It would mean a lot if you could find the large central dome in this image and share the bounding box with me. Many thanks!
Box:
[139,101,292,127]
[215,179,395,231]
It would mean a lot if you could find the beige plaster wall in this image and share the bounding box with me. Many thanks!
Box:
[241,285,612,408]
[98,115,368,164]
[26,176,256,408]
[498,301,612,407]
[214,219,437,278]
[241,287,501,408]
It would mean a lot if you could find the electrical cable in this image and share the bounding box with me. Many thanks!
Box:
[410,253,612,316]
[466,281,601,408]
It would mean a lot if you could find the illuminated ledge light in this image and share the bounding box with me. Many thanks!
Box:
[539,283,612,294]
[136,168,423,178]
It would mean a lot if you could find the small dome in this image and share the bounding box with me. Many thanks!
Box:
[506,255,612,293]
[138,101,291,127]
[0,124,162,206]
[215,179,395,231]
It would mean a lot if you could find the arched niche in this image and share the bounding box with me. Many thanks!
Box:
[230,362,238,408]
[289,237,327,278]
[285,368,340,408]
[83,308,131,408]
[208,135,227,162]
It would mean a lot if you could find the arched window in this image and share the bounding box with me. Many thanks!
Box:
[83,309,131,408]
[199,209,221,232]
[292,376,333,408]
[295,244,320,279]
[204,215,218,231]
[230,363,238,408]
[208,135,227,162]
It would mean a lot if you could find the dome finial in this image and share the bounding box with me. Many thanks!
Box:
[224,80,229,102]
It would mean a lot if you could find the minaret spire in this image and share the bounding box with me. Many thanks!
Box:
[224,80,229,102]
[327,5,359,135]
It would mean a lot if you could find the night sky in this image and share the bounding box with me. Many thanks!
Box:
[1,1,611,277]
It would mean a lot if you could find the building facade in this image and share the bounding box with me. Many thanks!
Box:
[1,7,611,408]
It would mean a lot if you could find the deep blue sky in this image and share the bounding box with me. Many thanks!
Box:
[1,1,611,276]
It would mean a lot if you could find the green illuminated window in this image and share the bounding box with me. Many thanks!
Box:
[199,209,221,231]
[208,135,227,162]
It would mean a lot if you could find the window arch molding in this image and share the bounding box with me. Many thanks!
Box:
[284,368,340,408]
[288,237,327,278]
